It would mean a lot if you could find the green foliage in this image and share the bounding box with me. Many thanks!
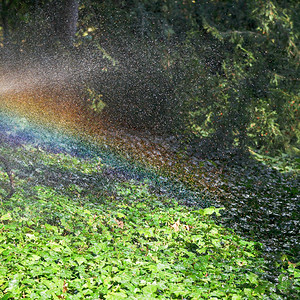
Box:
[78,0,300,152]
[86,87,106,113]
[247,99,282,150]
[249,149,300,173]
[0,144,298,298]
[1,0,299,152]
[0,188,289,298]
[175,0,299,153]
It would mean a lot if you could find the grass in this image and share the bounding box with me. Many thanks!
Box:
[0,145,299,299]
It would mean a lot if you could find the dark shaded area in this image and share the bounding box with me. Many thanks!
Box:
[0,0,298,153]
[214,158,299,275]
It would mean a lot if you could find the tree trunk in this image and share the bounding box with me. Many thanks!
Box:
[52,0,79,47]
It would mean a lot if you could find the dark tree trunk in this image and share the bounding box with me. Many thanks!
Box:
[52,0,79,47]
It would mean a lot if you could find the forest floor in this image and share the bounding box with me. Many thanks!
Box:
[0,110,299,298]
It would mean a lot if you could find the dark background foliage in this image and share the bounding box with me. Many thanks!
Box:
[0,0,299,155]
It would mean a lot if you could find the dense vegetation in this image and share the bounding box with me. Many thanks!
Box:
[0,126,299,298]
[0,0,299,154]
[0,0,299,299]
[0,110,298,298]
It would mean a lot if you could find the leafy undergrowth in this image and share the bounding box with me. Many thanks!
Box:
[249,149,299,174]
[0,146,299,299]
[209,154,299,263]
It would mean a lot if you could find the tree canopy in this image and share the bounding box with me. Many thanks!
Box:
[0,0,299,154]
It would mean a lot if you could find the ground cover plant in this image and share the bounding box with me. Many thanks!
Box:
[0,1,299,298]
[0,139,299,299]
[207,154,299,276]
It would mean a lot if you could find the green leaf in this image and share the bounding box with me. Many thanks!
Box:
[247,273,259,285]
[142,284,158,294]
[194,207,225,216]
[106,292,127,299]
[1,213,12,221]
[1,293,14,300]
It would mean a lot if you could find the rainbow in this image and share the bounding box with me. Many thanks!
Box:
[0,84,214,207]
